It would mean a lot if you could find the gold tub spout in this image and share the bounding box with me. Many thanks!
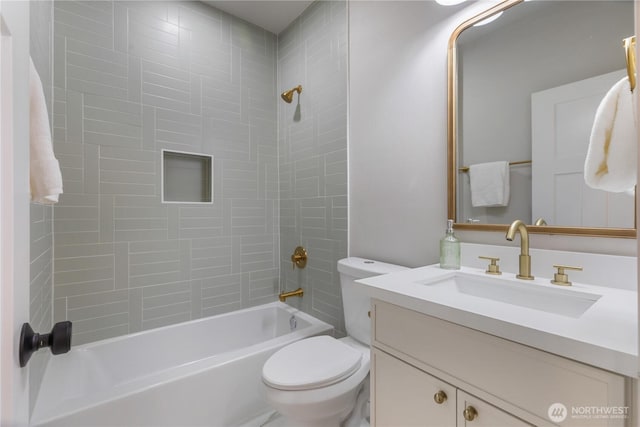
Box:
[279,287,304,302]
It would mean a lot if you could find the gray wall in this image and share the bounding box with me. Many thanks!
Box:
[277,1,348,335]
[349,1,457,267]
[29,0,54,411]
[52,0,280,345]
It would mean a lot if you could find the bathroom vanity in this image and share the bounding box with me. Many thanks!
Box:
[356,246,636,427]
[371,299,628,427]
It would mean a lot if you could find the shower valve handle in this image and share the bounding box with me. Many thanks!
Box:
[291,246,308,270]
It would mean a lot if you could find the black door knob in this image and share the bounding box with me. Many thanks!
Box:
[19,321,72,367]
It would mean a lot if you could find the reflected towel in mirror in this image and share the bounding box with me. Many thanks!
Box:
[584,76,637,193]
[469,161,510,207]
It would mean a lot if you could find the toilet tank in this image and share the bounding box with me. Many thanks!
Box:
[337,257,408,345]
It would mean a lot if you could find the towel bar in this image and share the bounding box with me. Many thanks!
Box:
[459,159,531,173]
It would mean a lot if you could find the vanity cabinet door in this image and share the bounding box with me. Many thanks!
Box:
[372,348,456,427]
[457,390,533,427]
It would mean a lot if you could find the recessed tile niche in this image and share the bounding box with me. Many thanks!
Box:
[161,150,213,204]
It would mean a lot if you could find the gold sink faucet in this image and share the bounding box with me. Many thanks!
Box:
[505,220,534,280]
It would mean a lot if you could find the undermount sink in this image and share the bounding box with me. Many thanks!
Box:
[416,271,602,318]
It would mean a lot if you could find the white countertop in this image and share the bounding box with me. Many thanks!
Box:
[356,265,638,378]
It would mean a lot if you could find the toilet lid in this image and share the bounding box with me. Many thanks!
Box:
[262,336,363,391]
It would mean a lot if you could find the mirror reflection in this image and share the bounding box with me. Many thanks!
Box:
[453,0,635,231]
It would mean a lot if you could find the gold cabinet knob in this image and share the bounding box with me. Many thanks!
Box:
[433,390,447,404]
[463,405,478,421]
[478,256,501,275]
[550,264,582,286]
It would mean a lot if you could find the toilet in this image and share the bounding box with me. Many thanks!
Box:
[262,257,408,427]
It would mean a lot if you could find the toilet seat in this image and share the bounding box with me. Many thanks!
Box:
[262,336,362,391]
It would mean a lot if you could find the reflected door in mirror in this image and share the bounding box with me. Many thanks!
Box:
[531,70,634,228]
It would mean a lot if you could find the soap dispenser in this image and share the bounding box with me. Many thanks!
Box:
[440,219,460,270]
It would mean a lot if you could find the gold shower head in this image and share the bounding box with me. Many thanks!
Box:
[281,85,302,103]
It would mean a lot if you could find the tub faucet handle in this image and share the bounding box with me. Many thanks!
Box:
[291,246,307,270]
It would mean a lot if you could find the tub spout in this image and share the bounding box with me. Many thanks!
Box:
[279,287,304,302]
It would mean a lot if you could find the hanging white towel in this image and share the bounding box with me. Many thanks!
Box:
[29,57,62,204]
[584,76,638,193]
[469,161,510,207]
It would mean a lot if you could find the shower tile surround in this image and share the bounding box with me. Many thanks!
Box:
[50,0,348,344]
[277,1,348,334]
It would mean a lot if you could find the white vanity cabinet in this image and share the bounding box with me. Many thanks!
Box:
[371,299,629,427]
[373,348,531,426]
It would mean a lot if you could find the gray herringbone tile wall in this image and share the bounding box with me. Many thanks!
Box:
[30,0,55,409]
[52,0,281,345]
[277,1,348,335]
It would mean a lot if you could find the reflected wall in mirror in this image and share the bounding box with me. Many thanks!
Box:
[448,0,636,237]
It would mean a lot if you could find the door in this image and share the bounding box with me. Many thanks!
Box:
[372,348,456,427]
[531,69,634,228]
[0,1,31,425]
[637,5,640,424]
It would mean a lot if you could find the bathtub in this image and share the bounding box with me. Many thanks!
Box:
[30,302,333,426]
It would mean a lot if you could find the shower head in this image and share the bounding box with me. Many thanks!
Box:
[281,85,302,103]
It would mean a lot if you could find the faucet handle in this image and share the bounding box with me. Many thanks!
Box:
[479,256,502,275]
[551,264,582,286]
[291,246,308,270]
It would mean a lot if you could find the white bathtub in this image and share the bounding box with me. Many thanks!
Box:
[30,302,333,426]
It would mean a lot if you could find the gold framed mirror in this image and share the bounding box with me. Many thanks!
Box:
[447,0,636,238]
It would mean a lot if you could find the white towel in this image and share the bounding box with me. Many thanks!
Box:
[584,76,637,193]
[29,57,62,204]
[469,161,510,207]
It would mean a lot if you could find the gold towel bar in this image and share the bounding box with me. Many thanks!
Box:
[459,160,531,173]
[623,36,636,93]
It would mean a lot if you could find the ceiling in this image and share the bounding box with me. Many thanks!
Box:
[204,1,315,34]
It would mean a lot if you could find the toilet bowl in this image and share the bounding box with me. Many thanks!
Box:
[261,257,407,427]
[263,336,369,427]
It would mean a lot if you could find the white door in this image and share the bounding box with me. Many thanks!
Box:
[531,69,634,228]
[636,0,640,397]
[0,1,31,425]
